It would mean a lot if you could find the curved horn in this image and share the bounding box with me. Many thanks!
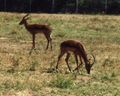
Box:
[23,14,30,19]
[87,54,96,66]
[91,54,95,66]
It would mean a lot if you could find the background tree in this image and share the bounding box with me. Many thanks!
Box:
[51,0,55,13]
[0,0,120,14]
[75,0,79,13]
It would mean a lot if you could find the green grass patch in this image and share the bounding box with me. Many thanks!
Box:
[50,74,74,89]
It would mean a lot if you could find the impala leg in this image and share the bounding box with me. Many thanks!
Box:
[73,54,79,72]
[44,34,50,50]
[78,55,83,67]
[46,39,49,50]
[74,55,83,71]
[29,34,35,55]
[65,53,71,72]
[33,34,35,49]
[45,33,52,50]
[50,36,52,50]
[56,51,65,70]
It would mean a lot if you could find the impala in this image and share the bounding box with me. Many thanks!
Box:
[56,40,95,74]
[19,14,52,54]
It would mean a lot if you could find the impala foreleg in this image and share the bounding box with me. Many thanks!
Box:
[74,55,83,71]
[29,34,36,55]
[32,34,35,49]
[56,51,65,70]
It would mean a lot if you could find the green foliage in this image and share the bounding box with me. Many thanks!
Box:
[50,74,74,89]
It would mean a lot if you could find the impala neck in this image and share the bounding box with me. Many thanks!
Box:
[79,48,89,65]
[24,20,29,30]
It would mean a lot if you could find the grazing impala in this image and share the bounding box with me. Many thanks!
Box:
[19,14,52,54]
[56,40,95,74]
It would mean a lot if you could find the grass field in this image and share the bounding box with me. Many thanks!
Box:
[0,12,120,96]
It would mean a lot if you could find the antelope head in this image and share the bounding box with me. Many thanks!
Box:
[19,14,30,25]
[85,54,95,74]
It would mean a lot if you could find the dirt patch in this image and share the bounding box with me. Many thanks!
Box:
[0,37,8,40]
[2,89,36,96]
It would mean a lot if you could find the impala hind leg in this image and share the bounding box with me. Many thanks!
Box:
[45,34,52,50]
[46,37,52,50]
[50,36,52,50]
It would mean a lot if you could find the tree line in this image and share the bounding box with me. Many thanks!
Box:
[0,0,120,14]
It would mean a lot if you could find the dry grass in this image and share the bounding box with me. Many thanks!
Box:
[0,12,120,96]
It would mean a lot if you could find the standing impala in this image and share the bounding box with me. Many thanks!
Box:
[56,40,95,74]
[19,14,52,54]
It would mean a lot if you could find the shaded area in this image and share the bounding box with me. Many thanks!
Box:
[0,0,120,14]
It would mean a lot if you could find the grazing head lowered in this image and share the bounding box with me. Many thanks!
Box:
[56,40,95,74]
